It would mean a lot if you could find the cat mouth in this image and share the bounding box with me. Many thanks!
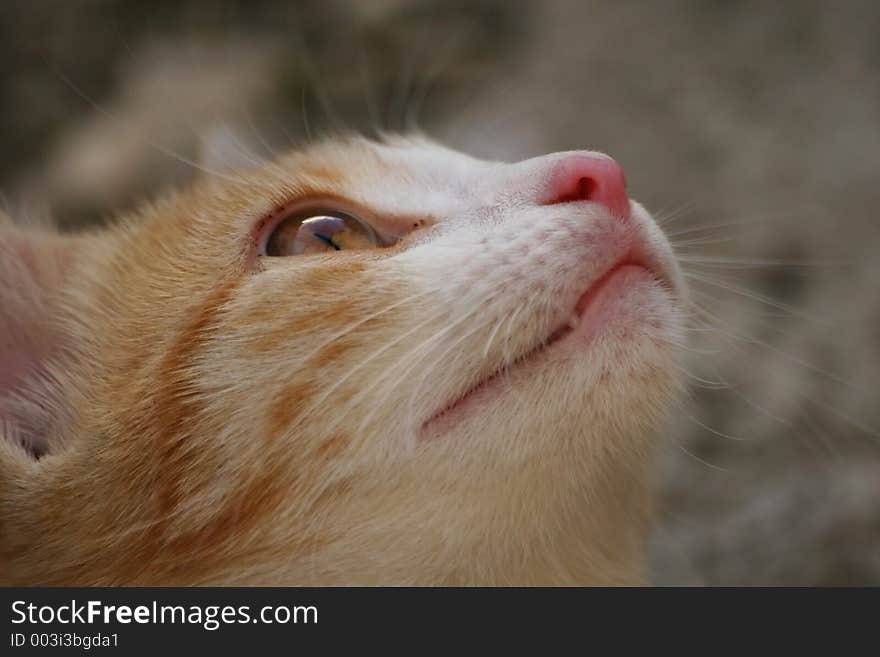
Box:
[421,252,672,437]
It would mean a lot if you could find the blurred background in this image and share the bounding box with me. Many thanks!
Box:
[2,0,879,585]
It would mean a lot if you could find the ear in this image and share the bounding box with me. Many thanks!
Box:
[0,216,82,461]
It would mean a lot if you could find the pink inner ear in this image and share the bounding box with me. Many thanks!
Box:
[0,230,70,458]
[0,315,52,403]
[2,239,40,391]
[0,346,41,397]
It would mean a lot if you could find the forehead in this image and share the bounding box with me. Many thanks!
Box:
[281,137,498,219]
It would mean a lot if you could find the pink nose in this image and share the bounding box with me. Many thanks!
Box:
[546,154,630,220]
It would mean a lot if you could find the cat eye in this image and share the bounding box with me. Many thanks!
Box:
[264,211,380,257]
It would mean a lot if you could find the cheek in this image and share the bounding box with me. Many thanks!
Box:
[210,258,410,445]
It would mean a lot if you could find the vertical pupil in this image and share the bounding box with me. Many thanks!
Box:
[295,215,348,253]
[313,232,340,250]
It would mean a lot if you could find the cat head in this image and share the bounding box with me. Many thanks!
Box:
[0,135,685,584]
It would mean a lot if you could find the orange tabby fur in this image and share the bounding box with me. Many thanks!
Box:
[0,136,685,585]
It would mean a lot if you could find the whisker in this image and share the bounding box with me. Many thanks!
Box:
[356,36,383,137]
[679,254,845,267]
[405,21,475,132]
[698,359,798,429]
[805,395,880,441]
[389,25,422,133]
[482,307,512,359]
[683,271,828,325]
[323,303,490,437]
[295,303,482,430]
[687,300,870,396]
[674,365,732,390]
[676,442,730,472]
[652,199,698,227]
[670,235,741,249]
[684,410,751,442]
[52,66,248,185]
[296,288,437,367]
[300,86,314,143]
[240,108,282,161]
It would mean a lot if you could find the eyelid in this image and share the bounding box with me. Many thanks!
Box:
[252,194,435,259]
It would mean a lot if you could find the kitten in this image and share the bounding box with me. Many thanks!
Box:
[0,135,685,585]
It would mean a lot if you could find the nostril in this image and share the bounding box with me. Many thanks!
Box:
[546,154,630,220]
[576,176,597,201]
[554,176,598,203]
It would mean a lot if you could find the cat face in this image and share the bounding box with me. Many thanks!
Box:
[0,136,685,584]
